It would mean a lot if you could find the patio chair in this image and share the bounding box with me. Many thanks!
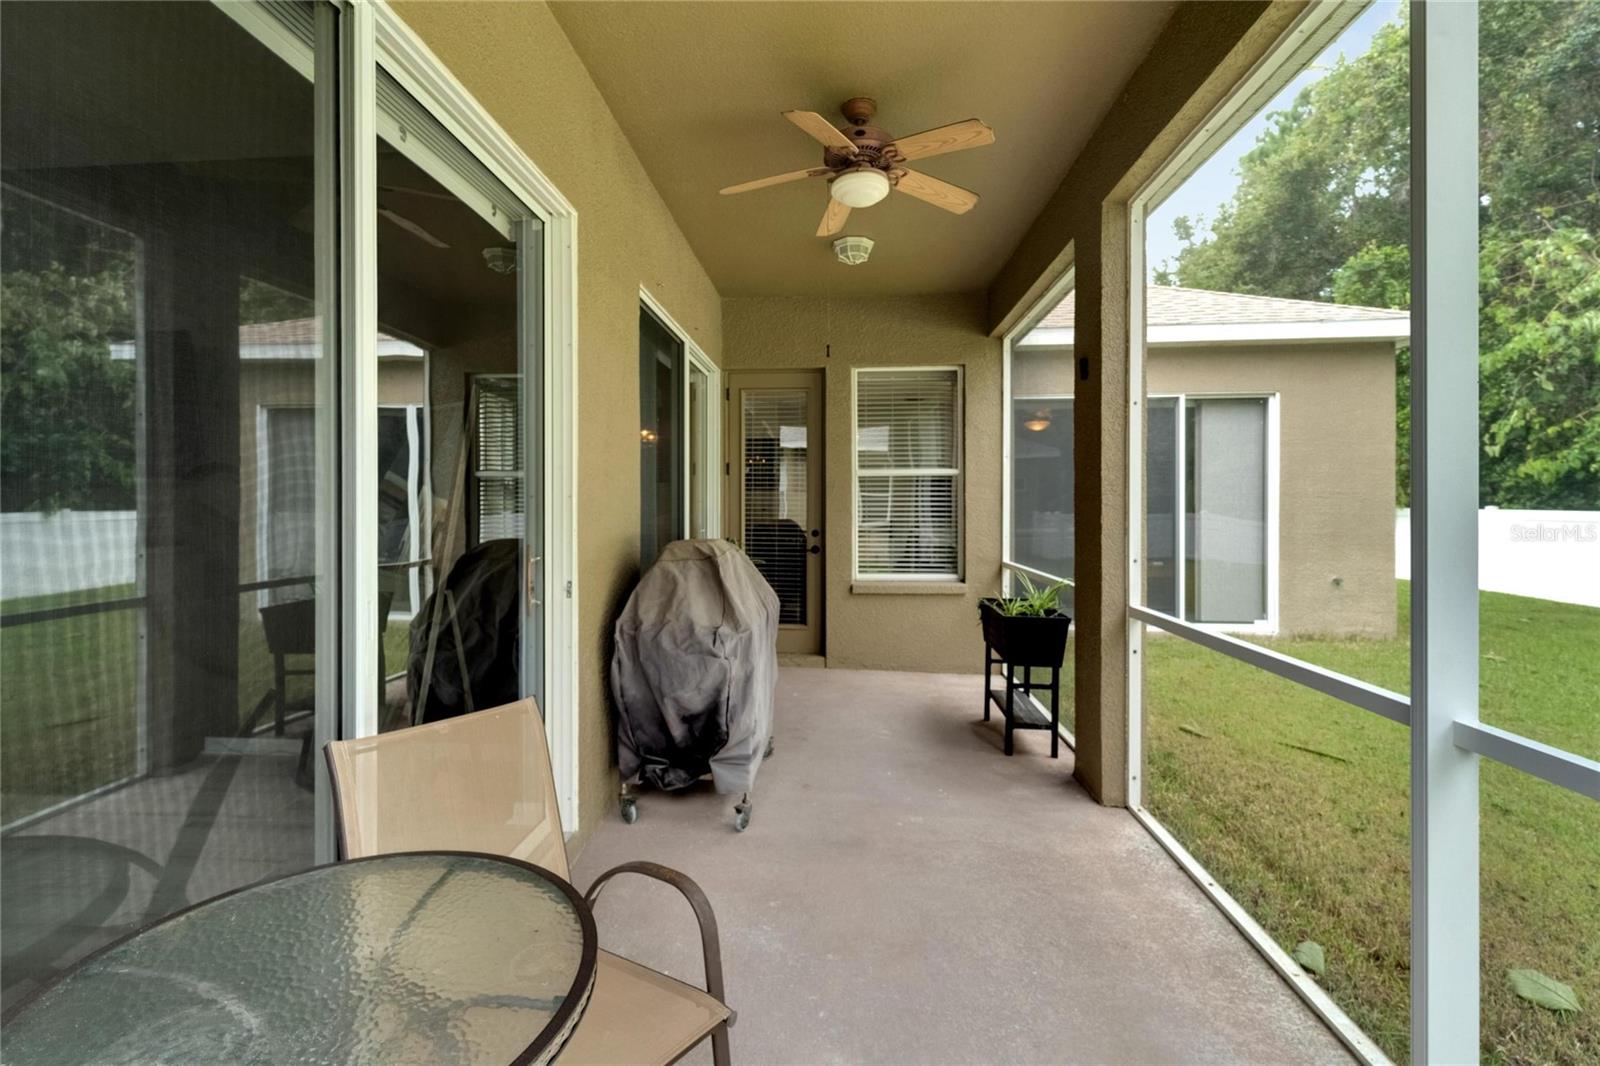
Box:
[324,699,733,1065]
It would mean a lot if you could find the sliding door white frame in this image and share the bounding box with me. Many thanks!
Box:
[218,0,584,836]
[372,0,582,833]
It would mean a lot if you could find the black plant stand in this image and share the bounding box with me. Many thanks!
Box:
[983,643,1062,758]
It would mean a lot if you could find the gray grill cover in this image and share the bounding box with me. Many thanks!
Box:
[611,539,778,795]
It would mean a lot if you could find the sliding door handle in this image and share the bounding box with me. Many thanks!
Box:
[526,551,542,611]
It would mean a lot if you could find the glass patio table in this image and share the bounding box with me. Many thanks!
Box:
[1,851,597,1066]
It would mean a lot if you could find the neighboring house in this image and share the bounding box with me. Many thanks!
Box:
[113,318,436,617]
[1011,285,1409,637]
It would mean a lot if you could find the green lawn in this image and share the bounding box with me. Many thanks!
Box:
[1144,583,1598,1065]
[0,587,413,824]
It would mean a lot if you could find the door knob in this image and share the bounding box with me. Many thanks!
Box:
[808,544,820,555]
[810,528,821,538]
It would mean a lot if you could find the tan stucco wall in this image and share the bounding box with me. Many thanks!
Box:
[723,295,1002,673]
[393,0,723,850]
[1015,341,1398,637]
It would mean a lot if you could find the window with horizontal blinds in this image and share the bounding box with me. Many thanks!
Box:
[854,368,962,579]
[473,375,523,544]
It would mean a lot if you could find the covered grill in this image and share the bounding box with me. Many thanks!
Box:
[610,539,779,830]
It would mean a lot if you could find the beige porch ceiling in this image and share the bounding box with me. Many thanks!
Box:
[548,1,1175,297]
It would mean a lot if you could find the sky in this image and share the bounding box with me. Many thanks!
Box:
[1145,1,1403,279]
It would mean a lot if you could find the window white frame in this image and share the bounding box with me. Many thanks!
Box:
[216,0,584,840]
[639,285,721,545]
[1004,375,1280,634]
[1115,3,1600,1064]
[850,365,965,582]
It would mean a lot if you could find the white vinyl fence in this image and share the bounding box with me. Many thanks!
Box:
[1396,507,1600,608]
[0,510,138,600]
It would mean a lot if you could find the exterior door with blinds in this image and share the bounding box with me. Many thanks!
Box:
[727,371,823,655]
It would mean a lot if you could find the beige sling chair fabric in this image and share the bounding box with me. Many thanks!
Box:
[326,700,733,1064]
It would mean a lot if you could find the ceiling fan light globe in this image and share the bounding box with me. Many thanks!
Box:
[830,169,890,209]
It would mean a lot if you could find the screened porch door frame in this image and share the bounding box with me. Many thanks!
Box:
[726,370,824,656]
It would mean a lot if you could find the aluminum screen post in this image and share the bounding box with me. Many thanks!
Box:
[339,0,379,742]
[1409,2,1480,1060]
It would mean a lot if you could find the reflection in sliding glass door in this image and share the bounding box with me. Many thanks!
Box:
[0,0,337,1008]
[374,72,540,732]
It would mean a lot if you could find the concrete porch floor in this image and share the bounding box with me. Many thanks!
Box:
[574,666,1352,1065]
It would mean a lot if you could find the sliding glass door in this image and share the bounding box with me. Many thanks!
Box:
[0,0,561,1007]
[0,0,338,1008]
[639,307,684,568]
[371,71,542,731]
[1184,397,1269,625]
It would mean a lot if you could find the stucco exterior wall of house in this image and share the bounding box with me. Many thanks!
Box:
[1014,341,1398,637]
[393,0,723,849]
[723,294,1003,673]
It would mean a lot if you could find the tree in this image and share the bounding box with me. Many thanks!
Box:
[1,196,138,513]
[1158,2,1599,509]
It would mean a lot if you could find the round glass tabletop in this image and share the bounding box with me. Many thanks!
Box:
[2,851,596,1066]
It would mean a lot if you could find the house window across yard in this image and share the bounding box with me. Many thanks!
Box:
[1006,363,1275,628]
[853,367,962,580]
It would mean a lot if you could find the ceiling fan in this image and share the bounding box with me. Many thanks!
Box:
[719,98,995,237]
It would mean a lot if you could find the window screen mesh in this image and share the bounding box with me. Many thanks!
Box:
[855,370,960,578]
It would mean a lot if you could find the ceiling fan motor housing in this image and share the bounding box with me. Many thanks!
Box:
[825,124,899,170]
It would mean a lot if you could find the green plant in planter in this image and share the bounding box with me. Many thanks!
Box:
[994,571,1072,617]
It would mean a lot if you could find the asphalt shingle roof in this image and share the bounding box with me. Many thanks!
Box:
[1036,285,1408,329]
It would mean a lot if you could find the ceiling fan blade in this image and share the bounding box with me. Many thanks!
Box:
[893,169,979,215]
[887,118,995,162]
[816,198,851,237]
[720,167,833,196]
[784,110,858,155]
[378,206,450,248]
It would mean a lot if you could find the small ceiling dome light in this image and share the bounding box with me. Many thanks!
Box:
[833,235,875,266]
[1023,410,1052,432]
[829,168,890,209]
[482,247,517,274]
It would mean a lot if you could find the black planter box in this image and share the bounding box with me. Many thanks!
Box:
[979,597,1072,668]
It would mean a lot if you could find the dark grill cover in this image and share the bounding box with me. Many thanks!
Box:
[611,539,778,794]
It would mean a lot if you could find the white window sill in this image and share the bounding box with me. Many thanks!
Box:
[850,581,968,596]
